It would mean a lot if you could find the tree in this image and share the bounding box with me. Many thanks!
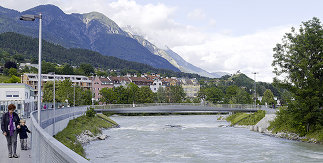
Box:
[61,63,74,75]
[272,17,323,133]
[261,89,275,106]
[137,86,155,103]
[205,87,224,104]
[100,88,117,104]
[127,83,140,104]
[5,75,20,83]
[169,85,186,103]
[42,61,57,74]
[79,63,94,76]
[4,61,17,69]
[156,87,167,103]
[8,68,18,77]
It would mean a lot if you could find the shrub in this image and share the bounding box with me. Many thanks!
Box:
[86,107,96,117]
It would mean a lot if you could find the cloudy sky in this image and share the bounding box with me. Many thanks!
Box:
[1,0,322,82]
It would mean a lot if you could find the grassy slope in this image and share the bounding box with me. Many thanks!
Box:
[54,114,117,158]
[226,110,266,126]
[0,75,10,83]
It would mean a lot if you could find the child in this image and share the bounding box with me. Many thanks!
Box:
[18,119,31,150]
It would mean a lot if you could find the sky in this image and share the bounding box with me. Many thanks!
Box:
[1,0,322,82]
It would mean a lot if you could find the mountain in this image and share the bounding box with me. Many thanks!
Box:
[0,5,179,72]
[0,32,202,78]
[124,27,220,78]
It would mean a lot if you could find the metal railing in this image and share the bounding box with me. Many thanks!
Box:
[93,103,265,110]
[30,106,90,163]
[0,100,37,121]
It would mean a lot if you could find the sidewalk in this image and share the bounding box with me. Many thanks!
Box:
[0,118,32,163]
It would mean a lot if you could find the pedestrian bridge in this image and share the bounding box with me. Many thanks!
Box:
[93,103,275,114]
[28,103,275,162]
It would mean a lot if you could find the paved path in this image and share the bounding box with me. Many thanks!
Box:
[0,118,32,163]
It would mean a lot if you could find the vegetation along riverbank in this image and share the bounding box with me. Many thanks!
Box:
[54,108,119,158]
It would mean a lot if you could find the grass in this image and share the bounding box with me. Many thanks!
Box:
[54,114,117,158]
[226,110,266,126]
[0,75,10,83]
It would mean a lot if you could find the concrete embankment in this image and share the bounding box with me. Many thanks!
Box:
[250,114,276,133]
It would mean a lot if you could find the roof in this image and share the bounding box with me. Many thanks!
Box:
[0,83,35,90]
[129,77,153,82]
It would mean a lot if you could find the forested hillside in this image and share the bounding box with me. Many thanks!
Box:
[0,32,201,78]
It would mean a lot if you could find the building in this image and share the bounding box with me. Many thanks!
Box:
[0,83,36,118]
[21,73,92,95]
[150,79,165,93]
[162,77,179,87]
[109,76,131,87]
[92,76,114,101]
[179,78,200,98]
[128,77,153,87]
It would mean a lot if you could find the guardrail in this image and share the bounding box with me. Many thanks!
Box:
[93,103,264,110]
[30,106,90,163]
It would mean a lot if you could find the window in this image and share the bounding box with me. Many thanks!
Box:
[6,91,19,98]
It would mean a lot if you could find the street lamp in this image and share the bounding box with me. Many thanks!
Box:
[252,72,259,108]
[49,72,56,135]
[20,13,42,123]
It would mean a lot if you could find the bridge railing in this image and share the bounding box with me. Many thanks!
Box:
[30,106,90,163]
[93,103,264,110]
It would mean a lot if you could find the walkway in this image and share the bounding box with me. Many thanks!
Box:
[0,118,32,163]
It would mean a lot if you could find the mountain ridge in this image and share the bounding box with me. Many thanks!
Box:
[0,4,179,72]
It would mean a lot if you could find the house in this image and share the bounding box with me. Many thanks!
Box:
[162,77,179,87]
[92,76,114,101]
[128,77,153,87]
[109,76,131,87]
[0,83,36,118]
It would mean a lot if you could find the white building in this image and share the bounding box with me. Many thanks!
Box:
[21,73,92,95]
[150,79,165,93]
[0,83,36,118]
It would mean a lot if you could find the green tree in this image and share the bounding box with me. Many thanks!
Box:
[272,17,323,133]
[169,85,186,103]
[43,81,55,102]
[205,87,224,104]
[100,88,117,104]
[261,89,275,106]
[61,63,74,75]
[156,87,167,103]
[5,75,20,83]
[78,63,94,76]
[137,86,155,103]
[42,61,57,74]
[8,68,18,77]
[127,83,140,104]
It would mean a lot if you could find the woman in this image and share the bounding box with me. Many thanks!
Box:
[1,104,20,158]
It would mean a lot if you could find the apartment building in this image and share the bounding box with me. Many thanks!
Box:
[21,73,92,95]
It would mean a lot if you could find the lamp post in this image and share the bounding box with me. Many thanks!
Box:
[252,72,258,108]
[20,14,42,123]
[49,72,56,135]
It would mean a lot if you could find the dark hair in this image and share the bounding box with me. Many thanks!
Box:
[8,104,16,111]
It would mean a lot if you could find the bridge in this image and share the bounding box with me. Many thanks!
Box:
[3,103,274,163]
[93,103,276,114]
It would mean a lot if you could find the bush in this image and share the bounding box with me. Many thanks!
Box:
[86,107,96,117]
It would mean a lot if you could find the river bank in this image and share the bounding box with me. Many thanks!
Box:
[54,113,119,158]
[225,112,322,144]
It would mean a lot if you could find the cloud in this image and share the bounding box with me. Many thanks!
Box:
[0,0,292,82]
[172,26,291,82]
[187,9,206,20]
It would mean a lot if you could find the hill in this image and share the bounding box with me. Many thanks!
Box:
[0,32,201,78]
[0,5,179,72]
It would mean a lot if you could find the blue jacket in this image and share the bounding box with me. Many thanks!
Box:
[18,125,31,139]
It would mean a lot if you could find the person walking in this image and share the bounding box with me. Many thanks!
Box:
[18,119,31,150]
[1,104,20,158]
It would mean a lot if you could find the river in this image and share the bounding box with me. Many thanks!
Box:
[84,115,323,163]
